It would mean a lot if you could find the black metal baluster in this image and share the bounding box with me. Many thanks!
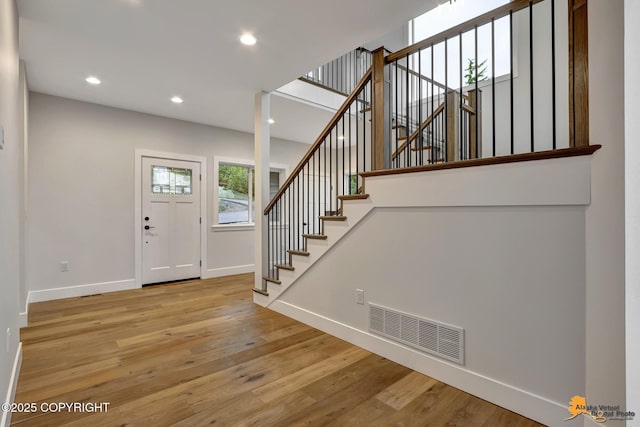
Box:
[431,44,435,164]
[329,133,332,214]
[475,25,478,159]
[335,122,340,211]
[418,50,423,165]
[459,32,463,161]
[406,55,410,167]
[445,39,449,162]
[510,10,514,154]
[395,60,399,168]
[492,18,496,157]
[551,0,557,149]
[529,1,535,152]
[349,103,352,193]
[342,117,345,199]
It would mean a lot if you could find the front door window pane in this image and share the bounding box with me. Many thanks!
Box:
[152,166,192,195]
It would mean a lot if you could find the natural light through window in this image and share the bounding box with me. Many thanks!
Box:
[217,163,281,225]
[410,0,512,87]
[151,166,192,195]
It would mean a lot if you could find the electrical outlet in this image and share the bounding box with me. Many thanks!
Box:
[356,289,364,305]
[60,261,69,272]
[6,328,10,353]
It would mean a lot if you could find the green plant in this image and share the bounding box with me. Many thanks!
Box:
[219,164,249,197]
[464,58,488,85]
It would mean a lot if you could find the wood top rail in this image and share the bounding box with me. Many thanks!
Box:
[392,103,445,161]
[264,67,373,214]
[393,63,448,92]
[386,0,545,64]
[362,145,602,178]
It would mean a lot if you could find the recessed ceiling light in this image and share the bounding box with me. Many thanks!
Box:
[268,118,275,124]
[171,96,183,104]
[240,33,257,46]
[85,76,101,85]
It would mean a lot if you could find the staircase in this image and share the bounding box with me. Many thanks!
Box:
[255,192,373,305]
[255,0,584,304]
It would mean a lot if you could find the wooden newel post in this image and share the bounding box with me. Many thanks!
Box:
[372,47,387,171]
[569,0,589,147]
[446,90,460,162]
[468,89,482,159]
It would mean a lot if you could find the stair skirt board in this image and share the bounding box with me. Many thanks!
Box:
[270,300,566,427]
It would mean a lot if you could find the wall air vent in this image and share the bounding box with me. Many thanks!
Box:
[369,303,464,365]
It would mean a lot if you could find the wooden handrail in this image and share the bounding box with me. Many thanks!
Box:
[298,77,351,97]
[364,145,602,178]
[391,103,445,161]
[264,67,373,214]
[386,0,544,64]
[392,63,448,92]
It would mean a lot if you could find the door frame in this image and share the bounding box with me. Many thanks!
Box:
[135,149,208,287]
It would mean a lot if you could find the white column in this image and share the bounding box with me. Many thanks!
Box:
[625,1,640,425]
[254,92,270,291]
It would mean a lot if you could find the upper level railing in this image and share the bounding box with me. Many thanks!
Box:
[301,47,372,96]
[259,0,590,290]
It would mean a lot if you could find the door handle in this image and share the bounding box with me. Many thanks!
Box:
[144,225,156,230]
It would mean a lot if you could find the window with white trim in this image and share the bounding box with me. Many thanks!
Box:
[217,163,282,225]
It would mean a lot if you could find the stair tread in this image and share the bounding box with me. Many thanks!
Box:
[320,215,347,221]
[360,107,372,113]
[288,250,310,256]
[303,234,328,240]
[252,288,269,296]
[274,264,294,271]
[263,276,281,284]
[411,146,434,151]
[339,194,369,200]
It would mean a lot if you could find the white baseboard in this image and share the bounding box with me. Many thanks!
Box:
[203,264,254,279]
[1,342,22,427]
[18,312,27,329]
[18,293,30,328]
[270,300,568,427]
[28,279,138,303]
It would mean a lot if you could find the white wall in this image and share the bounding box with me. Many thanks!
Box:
[18,60,28,317]
[275,156,592,426]
[625,0,639,425]
[585,1,626,425]
[0,0,24,423]
[27,93,306,295]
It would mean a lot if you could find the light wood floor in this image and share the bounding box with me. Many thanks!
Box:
[13,274,542,426]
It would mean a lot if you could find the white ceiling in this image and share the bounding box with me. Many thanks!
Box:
[17,0,436,144]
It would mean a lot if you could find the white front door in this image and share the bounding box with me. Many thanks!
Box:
[142,157,201,284]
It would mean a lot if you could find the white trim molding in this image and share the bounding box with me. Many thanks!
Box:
[28,279,137,303]
[204,264,254,279]
[18,292,30,328]
[270,300,567,427]
[212,155,288,228]
[135,149,208,287]
[1,343,22,427]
